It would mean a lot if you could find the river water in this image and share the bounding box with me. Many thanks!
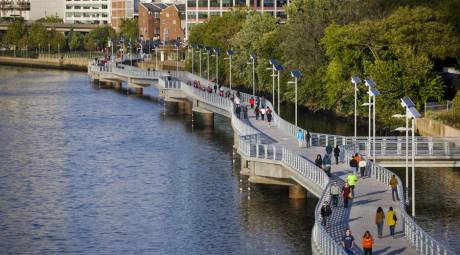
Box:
[0,66,458,253]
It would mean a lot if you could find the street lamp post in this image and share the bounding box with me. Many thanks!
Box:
[198,45,203,77]
[269,59,284,114]
[225,49,234,90]
[364,79,376,159]
[351,76,361,139]
[174,42,180,74]
[191,45,195,74]
[397,97,421,217]
[289,70,302,127]
[369,86,380,161]
[205,47,211,80]
[249,53,257,97]
[213,48,221,87]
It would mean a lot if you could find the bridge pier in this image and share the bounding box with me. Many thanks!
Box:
[134,87,143,95]
[113,81,122,90]
[192,107,214,127]
[289,184,307,199]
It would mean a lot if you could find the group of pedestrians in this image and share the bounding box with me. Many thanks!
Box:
[253,99,273,127]
[295,129,312,148]
[314,144,342,177]
[340,206,399,254]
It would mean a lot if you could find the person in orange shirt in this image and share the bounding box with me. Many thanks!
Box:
[353,153,361,174]
[361,230,374,255]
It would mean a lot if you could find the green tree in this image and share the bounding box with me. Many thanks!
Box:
[28,22,48,49]
[84,26,115,51]
[47,29,65,51]
[321,6,460,123]
[119,19,138,41]
[69,31,83,51]
[230,12,280,92]
[2,20,26,49]
[36,16,64,23]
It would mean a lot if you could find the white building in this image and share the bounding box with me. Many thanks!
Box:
[64,0,112,24]
[0,0,31,20]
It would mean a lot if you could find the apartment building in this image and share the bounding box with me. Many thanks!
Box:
[139,2,184,42]
[160,4,185,42]
[64,0,111,24]
[0,0,31,20]
[111,0,138,29]
[185,0,288,38]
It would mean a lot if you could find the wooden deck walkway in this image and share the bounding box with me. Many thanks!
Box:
[241,109,418,255]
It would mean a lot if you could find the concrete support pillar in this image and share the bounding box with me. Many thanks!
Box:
[289,184,307,199]
[192,107,214,127]
[164,99,180,115]
[183,100,193,115]
[134,87,143,95]
[114,81,122,90]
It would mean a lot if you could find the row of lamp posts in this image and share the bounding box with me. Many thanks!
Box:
[190,45,303,126]
[351,76,420,218]
[189,44,421,219]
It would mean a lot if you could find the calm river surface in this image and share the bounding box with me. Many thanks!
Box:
[0,66,458,253]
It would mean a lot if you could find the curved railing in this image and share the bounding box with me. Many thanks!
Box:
[341,144,455,255]
[88,62,454,254]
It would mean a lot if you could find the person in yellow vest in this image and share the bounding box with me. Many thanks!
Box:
[346,172,358,197]
[390,175,400,201]
[386,207,397,237]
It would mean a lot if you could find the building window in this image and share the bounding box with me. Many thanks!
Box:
[166,13,169,18]
[154,12,159,19]
[173,19,176,25]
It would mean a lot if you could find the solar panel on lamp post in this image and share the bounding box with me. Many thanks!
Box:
[364,79,376,158]
[225,49,234,90]
[289,70,302,127]
[404,98,421,218]
[351,76,362,139]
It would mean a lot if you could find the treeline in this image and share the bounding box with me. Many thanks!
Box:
[188,0,460,124]
[0,18,138,52]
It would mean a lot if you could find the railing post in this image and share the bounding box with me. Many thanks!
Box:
[397,137,402,156]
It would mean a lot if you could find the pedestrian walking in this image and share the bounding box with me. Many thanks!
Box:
[386,207,397,237]
[234,96,240,108]
[346,171,358,197]
[315,154,322,169]
[353,153,361,175]
[306,131,311,148]
[359,159,367,178]
[323,153,332,177]
[214,84,217,93]
[260,107,266,120]
[390,175,400,201]
[341,183,352,208]
[296,129,305,148]
[254,106,260,120]
[320,201,332,226]
[330,181,340,207]
[235,105,241,119]
[266,107,273,127]
[326,144,333,154]
[341,229,355,255]
[256,96,260,108]
[243,105,248,119]
[362,231,374,255]
[333,145,340,164]
[249,97,255,109]
[375,207,385,238]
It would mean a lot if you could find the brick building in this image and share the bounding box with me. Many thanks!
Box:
[138,2,185,42]
[111,0,137,30]
[159,4,185,42]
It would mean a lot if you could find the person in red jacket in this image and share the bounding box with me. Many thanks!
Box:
[249,97,255,109]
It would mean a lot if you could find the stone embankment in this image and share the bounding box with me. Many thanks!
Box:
[0,56,88,71]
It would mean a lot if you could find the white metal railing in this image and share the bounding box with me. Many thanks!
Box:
[341,144,455,255]
[88,63,454,254]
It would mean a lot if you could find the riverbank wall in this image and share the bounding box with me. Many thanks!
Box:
[0,56,88,71]
[417,118,460,137]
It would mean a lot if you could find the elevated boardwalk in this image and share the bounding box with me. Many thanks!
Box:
[87,62,455,255]
[244,113,418,254]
